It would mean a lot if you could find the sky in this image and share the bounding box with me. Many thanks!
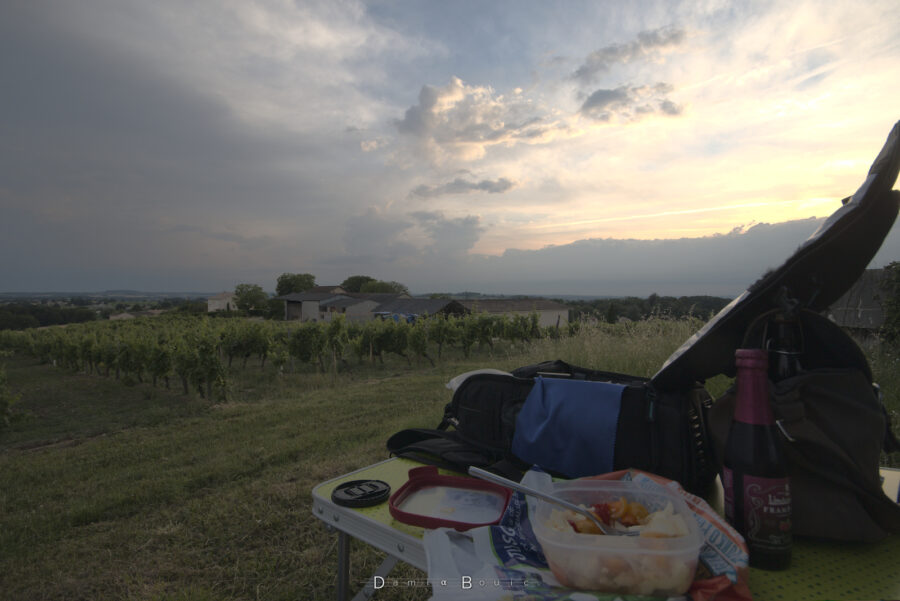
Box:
[2,0,900,297]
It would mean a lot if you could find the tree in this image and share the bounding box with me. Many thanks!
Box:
[880,262,900,345]
[605,302,618,324]
[234,284,269,314]
[340,275,377,293]
[360,280,409,295]
[0,351,19,432]
[276,273,316,297]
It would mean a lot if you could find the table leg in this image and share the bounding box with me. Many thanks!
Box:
[353,556,399,601]
[337,530,351,601]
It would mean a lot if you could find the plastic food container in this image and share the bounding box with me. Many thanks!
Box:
[531,479,701,595]
[388,466,510,530]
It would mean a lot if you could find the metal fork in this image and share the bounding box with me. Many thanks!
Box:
[467,467,640,536]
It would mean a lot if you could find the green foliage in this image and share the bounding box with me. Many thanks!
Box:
[427,316,457,358]
[503,312,541,343]
[0,353,18,431]
[567,295,731,323]
[0,304,716,401]
[605,302,618,324]
[0,302,96,330]
[360,280,409,295]
[288,322,327,370]
[265,297,284,320]
[175,299,207,314]
[408,320,434,366]
[324,315,349,366]
[880,262,900,345]
[340,275,377,293]
[233,283,269,314]
[147,335,173,388]
[379,320,410,363]
[275,272,316,297]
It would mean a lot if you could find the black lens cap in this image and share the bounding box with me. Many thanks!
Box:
[331,479,391,508]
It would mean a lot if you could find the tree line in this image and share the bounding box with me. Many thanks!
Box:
[0,303,98,331]
[231,273,411,315]
[566,294,732,323]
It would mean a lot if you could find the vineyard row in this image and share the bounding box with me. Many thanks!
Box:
[0,313,580,399]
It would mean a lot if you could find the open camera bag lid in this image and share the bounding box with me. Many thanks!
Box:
[651,120,900,391]
[651,120,900,542]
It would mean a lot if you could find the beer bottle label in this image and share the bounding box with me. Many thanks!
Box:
[743,475,792,551]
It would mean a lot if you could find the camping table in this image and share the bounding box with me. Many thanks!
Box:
[311,458,900,601]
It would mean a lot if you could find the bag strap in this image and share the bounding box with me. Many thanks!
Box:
[386,428,494,474]
[741,303,895,453]
[777,415,900,534]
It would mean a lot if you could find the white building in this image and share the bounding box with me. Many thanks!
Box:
[207,292,236,312]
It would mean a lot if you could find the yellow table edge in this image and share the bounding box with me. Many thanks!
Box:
[311,459,900,600]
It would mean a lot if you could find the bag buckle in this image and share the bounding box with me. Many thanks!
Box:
[775,419,797,443]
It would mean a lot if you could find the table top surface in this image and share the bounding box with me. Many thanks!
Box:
[312,458,900,601]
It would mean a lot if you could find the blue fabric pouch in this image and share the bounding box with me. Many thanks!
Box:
[510,376,625,478]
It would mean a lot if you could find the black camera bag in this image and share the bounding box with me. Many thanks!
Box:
[387,360,716,494]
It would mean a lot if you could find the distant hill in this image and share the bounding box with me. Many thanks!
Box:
[0,291,214,302]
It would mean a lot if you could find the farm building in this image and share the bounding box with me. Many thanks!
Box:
[459,298,570,328]
[277,287,346,321]
[321,293,405,322]
[276,287,411,322]
[373,298,468,321]
[826,268,886,333]
[207,292,235,313]
[275,287,570,326]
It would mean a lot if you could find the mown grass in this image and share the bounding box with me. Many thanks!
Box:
[1,319,898,600]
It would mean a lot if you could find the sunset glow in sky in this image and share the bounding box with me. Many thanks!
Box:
[2,1,899,295]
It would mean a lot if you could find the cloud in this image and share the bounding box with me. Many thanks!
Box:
[573,26,686,84]
[410,211,485,256]
[420,217,899,297]
[393,77,568,165]
[580,83,683,122]
[410,177,516,198]
[3,1,899,297]
[341,207,416,261]
[328,214,900,298]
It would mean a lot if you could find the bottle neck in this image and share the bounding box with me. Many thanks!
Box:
[767,315,803,380]
[734,359,774,425]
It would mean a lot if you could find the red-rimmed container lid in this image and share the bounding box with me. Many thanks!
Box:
[388,465,511,531]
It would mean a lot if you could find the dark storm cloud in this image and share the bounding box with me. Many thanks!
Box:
[0,5,263,192]
[573,26,686,84]
[580,83,683,122]
[396,215,899,297]
[410,177,516,198]
[0,2,361,292]
[461,218,833,296]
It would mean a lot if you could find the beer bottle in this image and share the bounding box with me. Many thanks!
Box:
[767,312,803,381]
[722,348,792,570]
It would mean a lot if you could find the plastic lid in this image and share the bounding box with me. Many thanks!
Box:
[331,479,391,508]
[389,466,511,530]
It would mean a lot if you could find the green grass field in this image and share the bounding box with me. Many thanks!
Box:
[1,319,898,600]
